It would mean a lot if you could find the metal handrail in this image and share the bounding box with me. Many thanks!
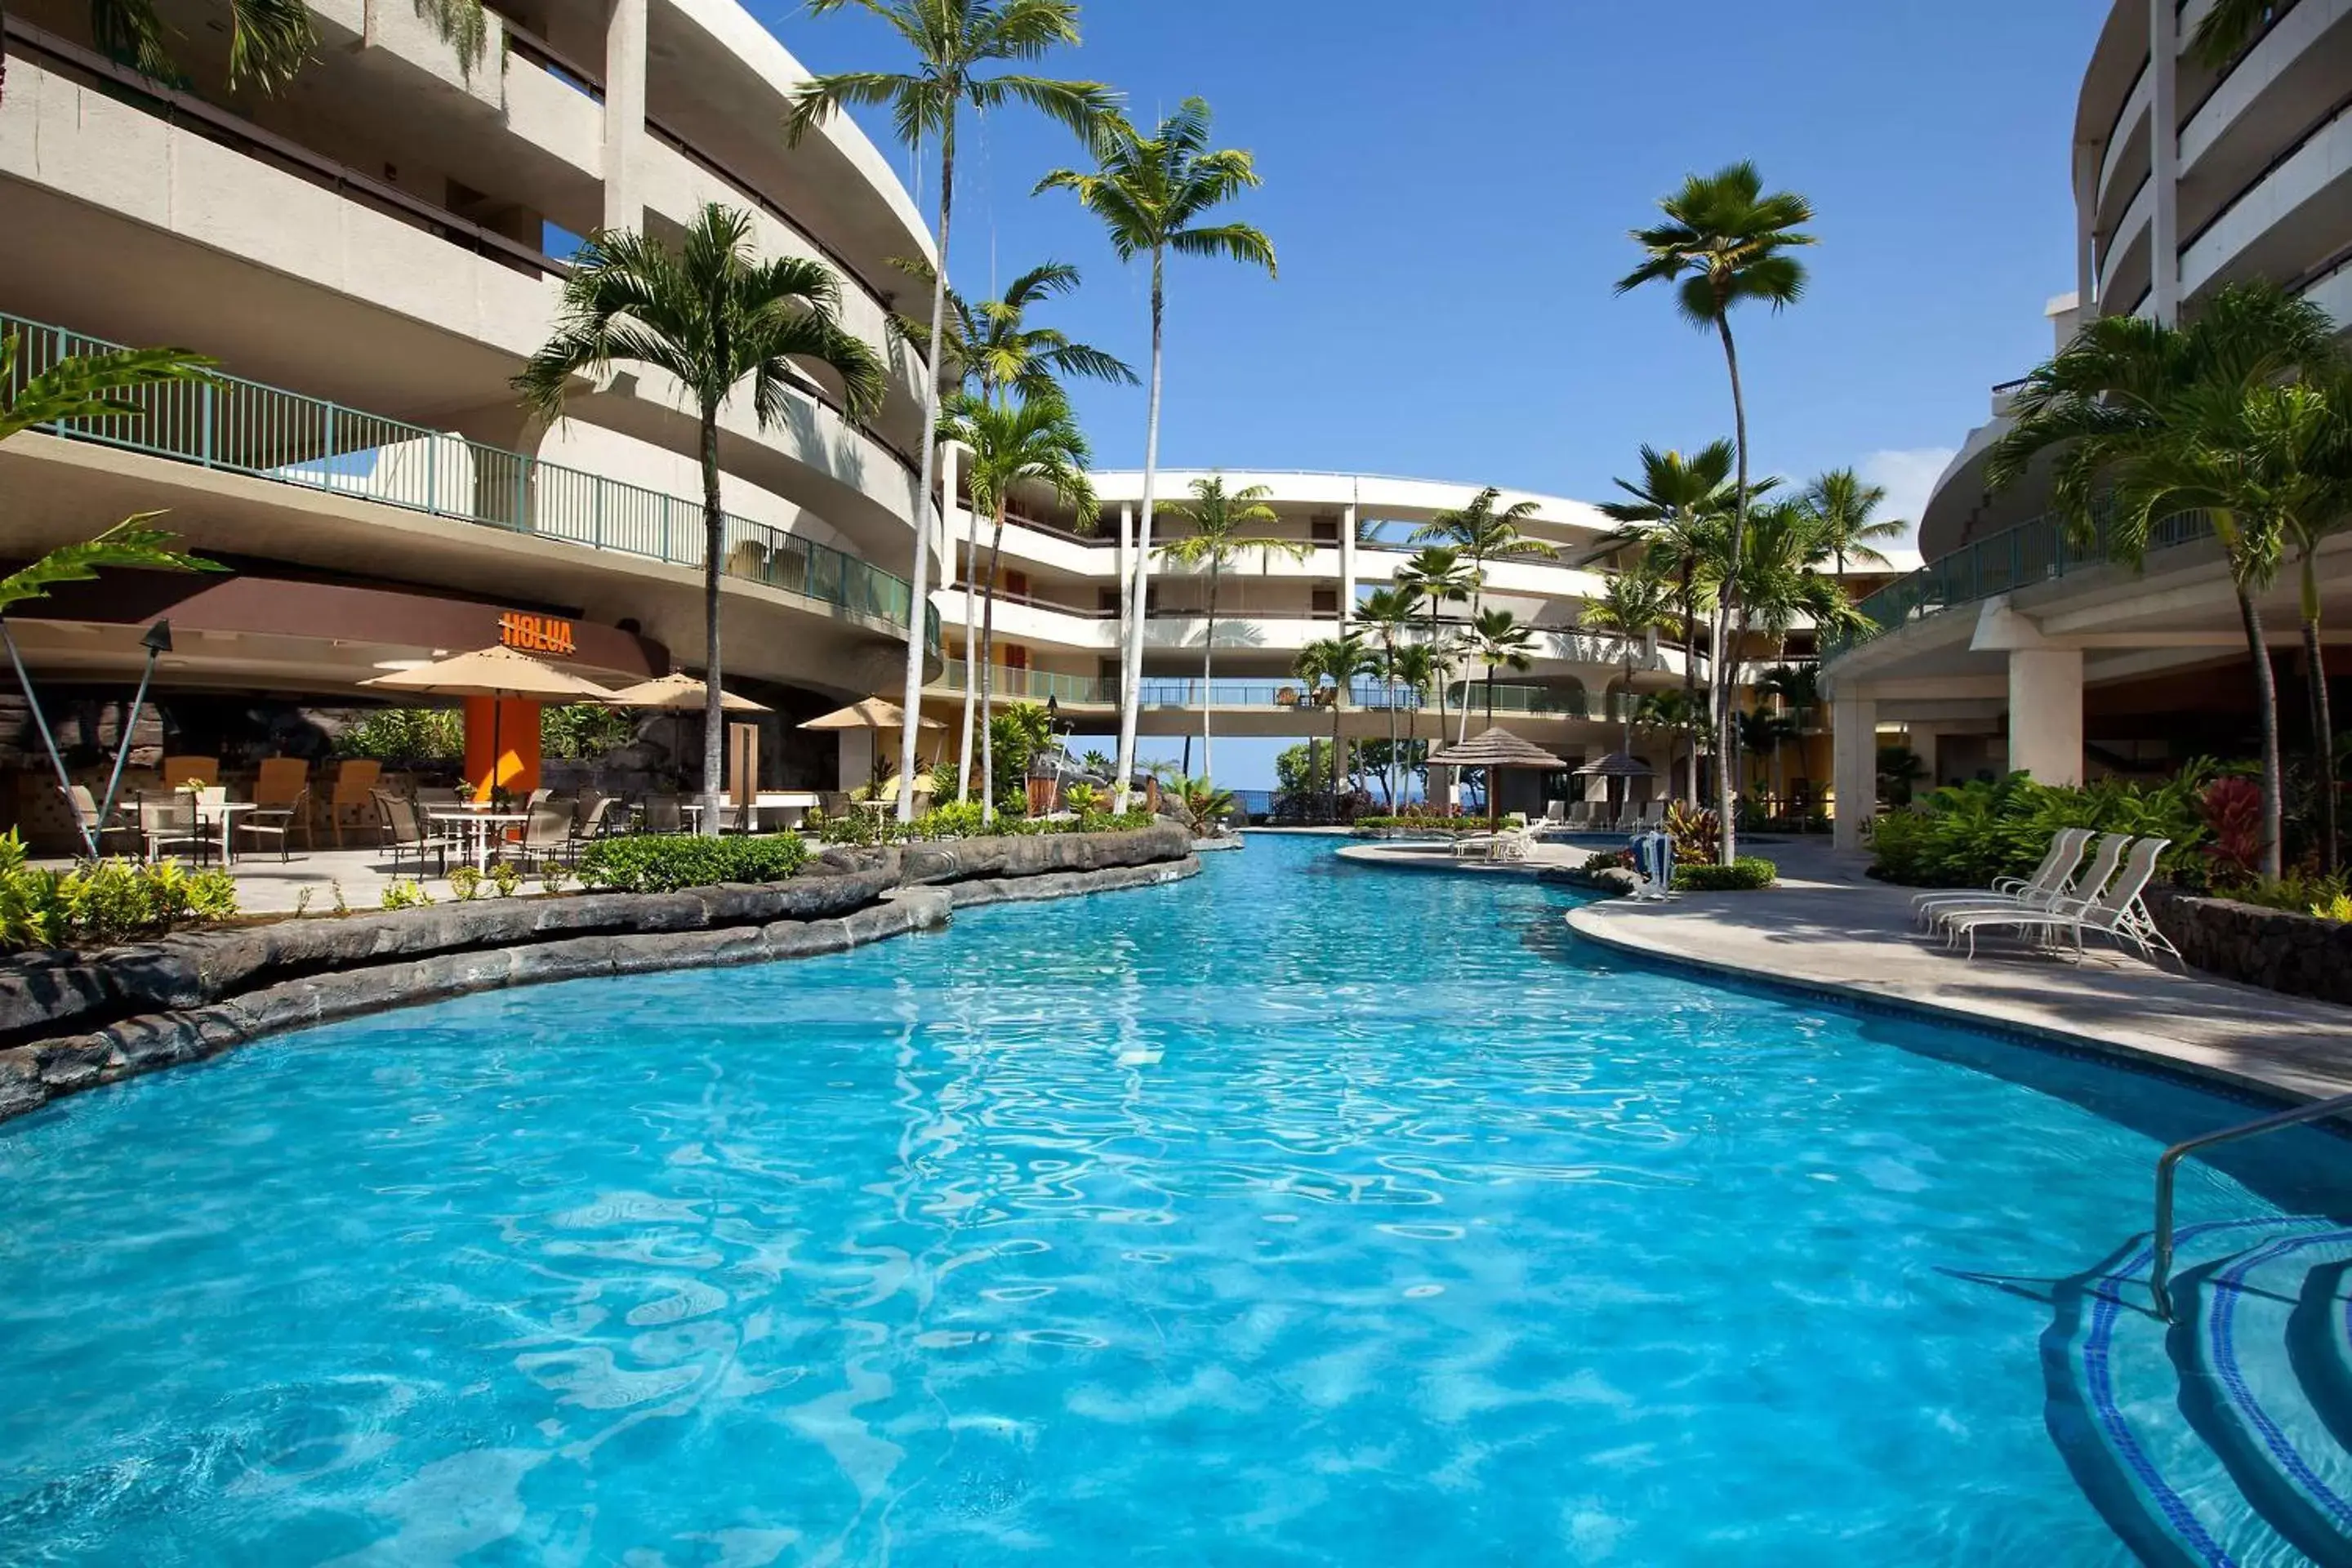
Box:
[2150,1090,2352,1320]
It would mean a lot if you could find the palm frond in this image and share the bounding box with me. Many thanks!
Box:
[0,517,222,616]
[224,0,318,92]
[2,341,218,439]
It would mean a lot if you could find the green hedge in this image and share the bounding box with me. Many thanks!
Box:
[575,834,809,894]
[1677,858,1777,892]
[1866,768,2212,889]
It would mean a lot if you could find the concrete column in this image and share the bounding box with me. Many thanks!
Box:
[2072,141,2100,313]
[1339,503,1358,630]
[837,727,874,792]
[2148,0,2180,324]
[603,0,648,234]
[2007,648,2084,786]
[1832,693,1878,853]
[1908,726,1942,792]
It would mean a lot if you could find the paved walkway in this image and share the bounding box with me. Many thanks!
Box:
[1566,838,2352,1103]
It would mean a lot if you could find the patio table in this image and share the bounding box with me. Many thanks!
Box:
[428,809,527,872]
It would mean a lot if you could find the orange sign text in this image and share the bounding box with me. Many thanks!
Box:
[499,612,577,657]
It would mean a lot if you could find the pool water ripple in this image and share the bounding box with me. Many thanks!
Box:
[1,835,2346,1565]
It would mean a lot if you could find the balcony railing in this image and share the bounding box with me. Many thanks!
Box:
[1822,503,2211,664]
[2,312,937,647]
[928,661,1628,719]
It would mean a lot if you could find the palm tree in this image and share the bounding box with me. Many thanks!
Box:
[1633,688,1704,814]
[1580,566,1676,760]
[889,257,1134,800]
[1157,476,1305,782]
[1293,630,1375,803]
[935,390,1097,823]
[1039,97,1276,811]
[2282,366,2352,873]
[790,0,1113,822]
[1395,545,1474,747]
[1589,440,1740,806]
[1465,607,1537,725]
[1619,162,1816,862]
[515,204,885,835]
[1388,641,1438,807]
[1989,282,2345,880]
[1411,488,1559,743]
[2188,0,2272,65]
[1356,585,1420,804]
[1801,467,1908,575]
[1757,662,1823,820]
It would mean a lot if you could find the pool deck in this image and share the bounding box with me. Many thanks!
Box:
[1562,839,2352,1105]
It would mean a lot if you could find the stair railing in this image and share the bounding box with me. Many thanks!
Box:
[2152,1091,2352,1321]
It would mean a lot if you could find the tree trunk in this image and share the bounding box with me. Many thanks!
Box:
[1456,564,1482,749]
[1114,250,1167,812]
[2303,551,2338,875]
[2239,587,2285,882]
[1200,557,1218,782]
[1620,653,1634,760]
[1383,639,1400,806]
[978,497,1009,823]
[1678,569,1700,807]
[895,114,957,822]
[956,477,980,802]
[698,408,725,838]
[1714,303,1747,866]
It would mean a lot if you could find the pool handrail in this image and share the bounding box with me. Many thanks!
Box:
[2150,1090,2352,1321]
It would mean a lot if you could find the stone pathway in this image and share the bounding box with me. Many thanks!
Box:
[1565,838,2352,1103]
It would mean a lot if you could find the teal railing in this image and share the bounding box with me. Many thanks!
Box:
[1823,504,2212,664]
[2,313,938,648]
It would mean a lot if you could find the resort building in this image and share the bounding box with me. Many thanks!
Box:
[0,0,942,826]
[1823,0,2352,849]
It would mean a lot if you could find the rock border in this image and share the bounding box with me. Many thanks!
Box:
[0,826,1200,1125]
[2148,887,2352,1006]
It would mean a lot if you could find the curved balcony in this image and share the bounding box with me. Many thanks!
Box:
[929,662,1629,721]
[2180,87,2352,301]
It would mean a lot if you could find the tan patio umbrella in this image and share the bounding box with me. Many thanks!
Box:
[800,697,945,795]
[1427,725,1569,829]
[608,673,772,795]
[363,645,618,801]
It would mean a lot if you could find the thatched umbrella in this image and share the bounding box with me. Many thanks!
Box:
[1426,725,1568,828]
[1574,750,1658,822]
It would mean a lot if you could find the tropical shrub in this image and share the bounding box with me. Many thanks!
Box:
[918,800,988,839]
[1678,857,1777,892]
[541,702,638,760]
[448,866,484,901]
[336,707,462,760]
[2200,776,2265,887]
[2314,890,2352,924]
[1171,777,1237,835]
[1866,766,2215,888]
[1063,782,1102,814]
[576,833,810,893]
[380,878,434,909]
[1664,802,1721,867]
[0,833,238,950]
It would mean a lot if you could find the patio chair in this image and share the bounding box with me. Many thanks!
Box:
[326,760,383,847]
[517,796,581,866]
[240,757,311,859]
[1910,826,2091,929]
[375,791,455,876]
[63,785,141,856]
[1944,836,2177,962]
[642,795,683,835]
[1544,800,1567,826]
[1923,830,2125,935]
[1640,800,1666,826]
[573,795,624,843]
[160,755,218,787]
[136,792,208,863]
[817,791,853,819]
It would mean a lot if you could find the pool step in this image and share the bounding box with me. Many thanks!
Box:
[2051,1219,2352,1567]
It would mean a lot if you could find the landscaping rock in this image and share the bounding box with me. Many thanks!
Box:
[2148,888,2352,1005]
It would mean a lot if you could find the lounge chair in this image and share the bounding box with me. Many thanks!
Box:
[241,757,311,859]
[1911,826,2093,929]
[1924,831,2127,935]
[1944,836,2177,961]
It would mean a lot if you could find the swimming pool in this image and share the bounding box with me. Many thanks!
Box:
[1,835,2346,1564]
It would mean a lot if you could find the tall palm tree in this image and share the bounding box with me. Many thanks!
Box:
[1619,161,1816,862]
[1156,477,1303,783]
[1388,641,1438,806]
[1757,662,1823,820]
[1801,467,1908,575]
[790,0,1112,822]
[2188,0,2272,65]
[935,390,1097,823]
[1395,545,1475,747]
[889,256,1134,800]
[1293,630,1374,802]
[2281,366,2352,873]
[515,204,885,835]
[1989,282,2345,880]
[1465,607,1537,726]
[1411,488,1559,744]
[1356,585,1420,804]
[1039,97,1276,811]
[1580,566,1676,760]
[1588,440,1740,806]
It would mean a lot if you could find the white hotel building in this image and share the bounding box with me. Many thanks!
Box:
[1822,0,2352,849]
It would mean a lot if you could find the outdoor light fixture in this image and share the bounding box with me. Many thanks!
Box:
[140,619,174,657]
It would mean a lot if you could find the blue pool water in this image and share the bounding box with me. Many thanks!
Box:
[2,835,2348,1565]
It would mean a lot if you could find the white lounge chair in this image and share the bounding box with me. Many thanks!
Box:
[1924,830,2127,935]
[1910,826,2093,929]
[1944,835,2177,961]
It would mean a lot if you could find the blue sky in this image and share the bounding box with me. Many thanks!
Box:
[762,0,2113,786]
